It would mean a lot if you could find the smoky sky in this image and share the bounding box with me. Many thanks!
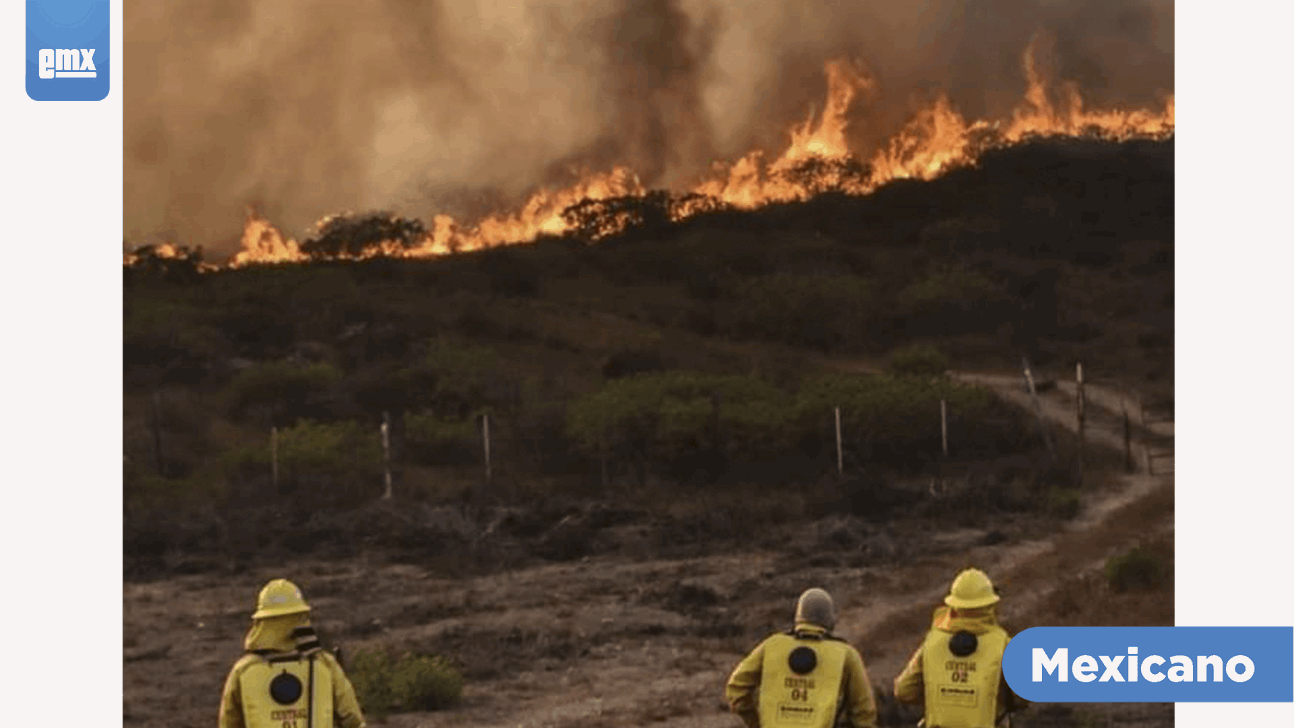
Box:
[124,0,1173,253]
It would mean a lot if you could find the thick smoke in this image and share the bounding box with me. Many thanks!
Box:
[124,0,1173,254]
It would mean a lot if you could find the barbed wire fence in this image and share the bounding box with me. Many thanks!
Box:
[131,360,1171,509]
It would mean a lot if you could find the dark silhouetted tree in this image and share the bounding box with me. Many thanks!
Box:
[301,212,427,258]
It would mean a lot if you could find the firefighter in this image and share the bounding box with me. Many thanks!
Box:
[725,587,878,728]
[218,578,367,728]
[893,568,1024,728]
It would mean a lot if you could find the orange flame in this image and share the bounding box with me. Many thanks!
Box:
[693,59,874,207]
[126,39,1173,270]
[122,241,189,266]
[783,59,873,164]
[1000,41,1175,142]
[122,241,221,272]
[227,207,306,267]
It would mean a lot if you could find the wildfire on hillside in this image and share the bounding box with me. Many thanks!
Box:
[128,38,1174,271]
[123,242,219,272]
[122,242,188,266]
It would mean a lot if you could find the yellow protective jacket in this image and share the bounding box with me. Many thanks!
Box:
[893,606,1024,728]
[726,623,878,728]
[218,614,367,728]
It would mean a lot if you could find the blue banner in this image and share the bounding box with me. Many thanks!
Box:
[1003,627,1293,702]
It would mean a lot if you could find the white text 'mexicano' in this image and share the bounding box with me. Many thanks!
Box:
[1032,647,1255,683]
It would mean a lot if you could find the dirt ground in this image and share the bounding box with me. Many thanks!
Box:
[123,374,1175,728]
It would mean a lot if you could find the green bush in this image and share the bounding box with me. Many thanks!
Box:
[793,373,1001,466]
[390,653,464,711]
[347,648,394,719]
[1104,546,1169,592]
[124,469,226,510]
[565,372,789,466]
[404,413,479,465]
[123,300,227,387]
[228,361,341,424]
[918,216,1001,255]
[400,339,518,419]
[476,246,541,298]
[222,418,383,507]
[1044,487,1083,520]
[348,647,463,718]
[278,418,381,470]
[887,344,950,378]
[895,267,1004,314]
[722,273,875,350]
[567,370,1027,475]
[892,266,1011,339]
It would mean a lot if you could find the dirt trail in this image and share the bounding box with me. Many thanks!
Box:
[123,370,1174,728]
[951,371,1174,475]
[838,372,1174,724]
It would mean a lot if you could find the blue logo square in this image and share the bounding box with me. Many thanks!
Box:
[26,0,110,101]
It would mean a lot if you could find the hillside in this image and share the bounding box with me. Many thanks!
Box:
[124,134,1175,728]
[123,135,1173,578]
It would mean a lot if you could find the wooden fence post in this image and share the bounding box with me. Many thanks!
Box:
[1121,395,1134,473]
[1139,395,1153,474]
[940,398,949,458]
[381,412,393,500]
[1022,357,1055,458]
[271,426,279,489]
[834,406,843,475]
[483,413,493,486]
[1076,362,1085,485]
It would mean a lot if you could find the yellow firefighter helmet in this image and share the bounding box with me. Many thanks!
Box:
[944,568,1000,609]
[252,578,312,619]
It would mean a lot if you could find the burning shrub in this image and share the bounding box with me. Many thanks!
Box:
[773,156,872,196]
[559,190,729,243]
[301,211,427,258]
[561,191,672,242]
[123,243,209,285]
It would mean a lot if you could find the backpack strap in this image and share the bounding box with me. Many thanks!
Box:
[307,651,316,728]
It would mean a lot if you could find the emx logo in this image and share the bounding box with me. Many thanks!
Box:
[39,48,98,78]
[26,0,110,101]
